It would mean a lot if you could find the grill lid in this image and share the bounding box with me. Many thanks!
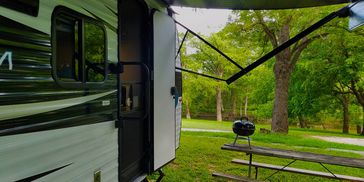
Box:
[232,118,255,136]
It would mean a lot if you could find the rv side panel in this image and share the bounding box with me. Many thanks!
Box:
[0,122,118,182]
[0,0,119,181]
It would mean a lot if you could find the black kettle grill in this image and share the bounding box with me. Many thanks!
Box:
[232,117,255,147]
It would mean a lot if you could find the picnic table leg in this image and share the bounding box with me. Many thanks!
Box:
[255,166,258,179]
[263,159,296,180]
[319,163,341,181]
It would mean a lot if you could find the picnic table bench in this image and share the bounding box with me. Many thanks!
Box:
[213,143,364,181]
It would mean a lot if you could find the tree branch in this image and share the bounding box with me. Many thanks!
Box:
[350,79,364,106]
[326,24,364,37]
[255,11,278,48]
[289,33,328,69]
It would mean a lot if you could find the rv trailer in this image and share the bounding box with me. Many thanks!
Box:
[0,0,182,181]
[0,0,357,181]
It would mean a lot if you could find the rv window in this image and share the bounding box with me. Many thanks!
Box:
[53,10,106,84]
[55,15,81,82]
[84,22,106,82]
[0,0,39,17]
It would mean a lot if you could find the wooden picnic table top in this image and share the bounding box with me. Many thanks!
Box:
[222,143,364,169]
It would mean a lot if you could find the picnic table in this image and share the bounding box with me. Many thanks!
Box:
[213,143,364,181]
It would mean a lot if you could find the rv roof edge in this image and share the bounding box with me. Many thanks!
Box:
[164,0,350,10]
[145,0,168,11]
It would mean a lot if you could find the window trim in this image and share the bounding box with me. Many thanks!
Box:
[51,6,108,89]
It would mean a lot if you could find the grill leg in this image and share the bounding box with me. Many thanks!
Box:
[248,136,251,149]
[233,134,239,145]
[248,153,253,178]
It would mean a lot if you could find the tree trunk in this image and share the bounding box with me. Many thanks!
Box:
[298,114,306,128]
[271,23,292,134]
[272,64,290,133]
[342,95,349,134]
[357,125,362,135]
[256,14,317,134]
[185,99,191,119]
[244,96,248,118]
[240,96,243,117]
[229,90,237,120]
[362,106,364,135]
[216,85,223,121]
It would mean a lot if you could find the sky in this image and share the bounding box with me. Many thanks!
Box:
[172,7,232,36]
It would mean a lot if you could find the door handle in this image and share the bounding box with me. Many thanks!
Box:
[171,86,178,107]
[170,86,177,97]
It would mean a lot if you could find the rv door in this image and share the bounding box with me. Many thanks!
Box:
[152,11,176,170]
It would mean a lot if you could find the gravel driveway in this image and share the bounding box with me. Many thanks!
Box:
[313,136,364,147]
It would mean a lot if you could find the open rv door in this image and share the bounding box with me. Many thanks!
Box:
[152,11,177,170]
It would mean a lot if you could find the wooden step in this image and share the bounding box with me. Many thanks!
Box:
[232,159,364,182]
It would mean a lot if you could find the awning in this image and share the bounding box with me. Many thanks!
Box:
[165,0,350,10]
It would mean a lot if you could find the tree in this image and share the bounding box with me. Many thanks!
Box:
[322,27,364,135]
[232,8,335,133]
[335,84,351,133]
[180,35,217,119]
[189,34,227,121]
[186,27,253,121]
[288,62,331,128]
[300,18,364,134]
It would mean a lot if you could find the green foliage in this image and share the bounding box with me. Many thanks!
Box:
[181,5,364,130]
[84,22,105,82]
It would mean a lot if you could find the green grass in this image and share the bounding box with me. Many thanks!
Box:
[147,119,364,181]
[182,119,240,131]
[183,118,364,139]
[184,131,364,151]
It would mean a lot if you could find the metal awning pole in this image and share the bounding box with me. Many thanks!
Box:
[175,30,189,60]
[175,20,244,70]
[175,67,227,82]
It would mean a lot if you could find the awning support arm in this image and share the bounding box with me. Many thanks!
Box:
[175,30,189,60]
[175,20,244,70]
[226,5,350,84]
[176,67,227,82]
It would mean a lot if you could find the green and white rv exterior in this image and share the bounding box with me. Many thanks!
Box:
[0,0,181,181]
[1,0,352,181]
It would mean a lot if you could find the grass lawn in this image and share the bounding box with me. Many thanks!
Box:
[183,119,364,138]
[148,119,364,181]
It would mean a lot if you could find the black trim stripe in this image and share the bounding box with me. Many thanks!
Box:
[0,0,39,17]
[15,163,72,182]
[82,8,117,34]
[105,4,118,17]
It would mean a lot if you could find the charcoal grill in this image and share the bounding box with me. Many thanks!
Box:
[232,117,255,148]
